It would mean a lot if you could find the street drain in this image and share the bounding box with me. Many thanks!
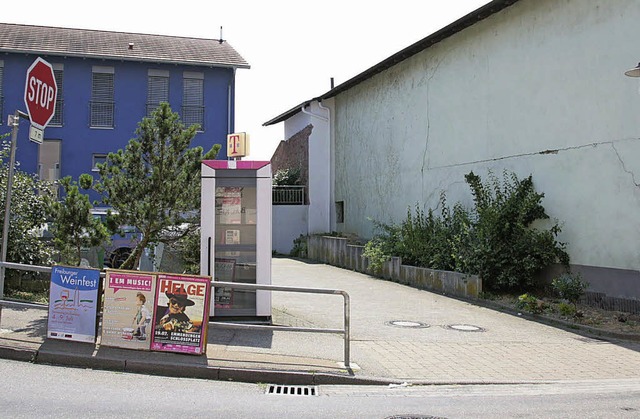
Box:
[385,415,448,419]
[445,324,485,332]
[265,384,318,396]
[385,320,430,328]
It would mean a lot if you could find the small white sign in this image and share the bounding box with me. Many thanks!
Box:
[29,125,43,144]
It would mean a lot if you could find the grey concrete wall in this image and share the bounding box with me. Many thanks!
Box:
[307,235,481,299]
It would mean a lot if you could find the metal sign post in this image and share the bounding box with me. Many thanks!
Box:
[0,110,29,299]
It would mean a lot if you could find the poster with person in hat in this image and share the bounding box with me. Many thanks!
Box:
[150,273,211,355]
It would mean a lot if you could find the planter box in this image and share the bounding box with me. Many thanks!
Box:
[306,235,481,299]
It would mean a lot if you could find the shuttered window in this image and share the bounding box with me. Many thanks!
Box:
[90,66,114,128]
[0,61,3,126]
[147,69,169,116]
[182,72,204,130]
[50,64,64,126]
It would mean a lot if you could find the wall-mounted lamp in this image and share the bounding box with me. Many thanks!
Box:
[625,62,640,77]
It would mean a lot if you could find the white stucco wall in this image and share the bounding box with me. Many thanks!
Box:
[272,205,308,255]
[286,102,333,234]
[333,0,640,272]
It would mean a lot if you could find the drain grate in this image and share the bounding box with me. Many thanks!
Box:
[265,384,318,396]
[385,415,448,419]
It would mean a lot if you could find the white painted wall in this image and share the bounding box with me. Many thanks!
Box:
[333,0,640,273]
[285,102,332,234]
[272,205,308,255]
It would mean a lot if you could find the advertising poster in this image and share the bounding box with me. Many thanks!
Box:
[100,270,156,350]
[151,274,211,355]
[47,265,100,343]
[213,258,235,309]
[216,186,242,224]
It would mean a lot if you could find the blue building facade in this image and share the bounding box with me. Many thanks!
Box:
[0,23,249,197]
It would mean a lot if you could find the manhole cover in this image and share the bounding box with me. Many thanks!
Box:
[385,320,430,328]
[445,324,485,332]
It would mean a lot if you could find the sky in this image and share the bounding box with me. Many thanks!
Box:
[3,0,490,160]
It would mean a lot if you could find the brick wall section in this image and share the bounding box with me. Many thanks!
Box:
[270,124,312,188]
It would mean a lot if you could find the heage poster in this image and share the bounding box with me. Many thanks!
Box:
[151,274,211,355]
[100,270,156,350]
[47,265,100,343]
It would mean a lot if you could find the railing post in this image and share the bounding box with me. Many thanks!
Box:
[342,290,350,368]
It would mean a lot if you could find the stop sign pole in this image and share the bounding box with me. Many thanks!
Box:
[0,57,57,298]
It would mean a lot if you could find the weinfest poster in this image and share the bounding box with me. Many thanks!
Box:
[151,274,211,355]
[47,265,101,343]
[100,270,156,350]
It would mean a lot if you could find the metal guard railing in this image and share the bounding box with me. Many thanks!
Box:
[0,261,352,368]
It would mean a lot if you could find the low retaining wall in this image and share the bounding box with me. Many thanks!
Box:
[307,235,481,299]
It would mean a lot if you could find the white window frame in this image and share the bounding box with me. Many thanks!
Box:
[92,153,108,172]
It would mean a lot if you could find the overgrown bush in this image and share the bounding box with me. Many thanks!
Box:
[397,194,474,273]
[363,170,570,293]
[464,170,569,291]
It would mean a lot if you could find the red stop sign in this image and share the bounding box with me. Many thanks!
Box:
[24,57,58,130]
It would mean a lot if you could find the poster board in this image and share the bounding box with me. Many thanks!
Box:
[213,258,235,309]
[100,270,156,350]
[151,274,211,355]
[47,265,100,343]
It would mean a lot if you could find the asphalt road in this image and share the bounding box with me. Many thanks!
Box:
[2,359,640,418]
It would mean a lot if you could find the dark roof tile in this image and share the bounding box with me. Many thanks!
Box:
[0,22,250,69]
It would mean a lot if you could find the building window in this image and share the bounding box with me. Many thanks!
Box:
[92,154,108,171]
[50,64,64,126]
[0,60,3,126]
[147,69,169,116]
[90,66,114,128]
[182,71,204,130]
[336,201,345,224]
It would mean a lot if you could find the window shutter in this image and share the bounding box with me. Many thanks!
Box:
[147,74,169,116]
[91,68,114,128]
[51,66,64,126]
[182,73,204,129]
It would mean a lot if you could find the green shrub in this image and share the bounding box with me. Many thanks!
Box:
[290,234,307,258]
[516,293,546,314]
[558,301,577,317]
[552,273,589,307]
[273,168,302,186]
[465,170,569,291]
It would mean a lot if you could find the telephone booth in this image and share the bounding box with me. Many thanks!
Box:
[200,160,272,321]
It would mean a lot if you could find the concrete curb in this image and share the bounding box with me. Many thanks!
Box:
[476,299,640,343]
[20,343,394,386]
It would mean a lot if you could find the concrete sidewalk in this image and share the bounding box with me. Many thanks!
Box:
[1,257,640,385]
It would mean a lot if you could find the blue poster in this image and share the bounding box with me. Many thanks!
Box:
[47,265,101,343]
